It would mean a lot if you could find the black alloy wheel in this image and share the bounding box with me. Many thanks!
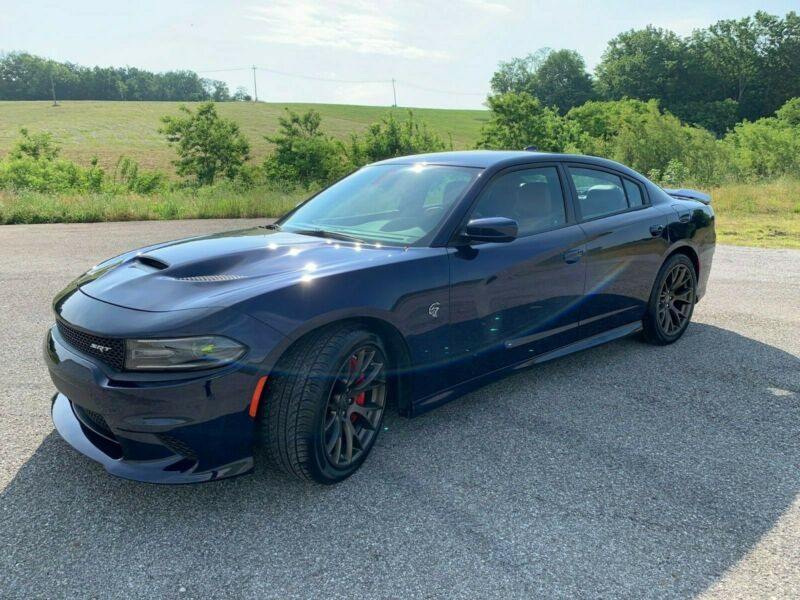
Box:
[323,346,387,468]
[643,254,697,345]
[657,263,695,336]
[258,324,390,484]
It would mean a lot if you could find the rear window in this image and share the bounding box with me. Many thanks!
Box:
[624,179,644,207]
[569,167,627,219]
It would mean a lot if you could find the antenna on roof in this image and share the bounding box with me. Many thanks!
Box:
[524,145,538,152]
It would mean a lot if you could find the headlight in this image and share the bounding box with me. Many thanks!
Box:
[125,336,247,371]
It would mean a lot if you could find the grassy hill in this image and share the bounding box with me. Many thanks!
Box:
[0,101,797,248]
[0,101,489,172]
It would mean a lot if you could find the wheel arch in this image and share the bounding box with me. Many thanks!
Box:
[260,314,415,417]
[664,243,700,280]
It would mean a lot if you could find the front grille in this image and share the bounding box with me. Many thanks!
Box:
[56,319,125,370]
[157,434,197,459]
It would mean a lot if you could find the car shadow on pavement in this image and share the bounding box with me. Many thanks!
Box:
[1,323,798,598]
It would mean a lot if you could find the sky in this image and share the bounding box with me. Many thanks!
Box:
[0,0,796,109]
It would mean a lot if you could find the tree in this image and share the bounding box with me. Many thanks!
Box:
[0,52,212,101]
[592,11,800,128]
[689,11,800,121]
[490,48,594,113]
[233,87,252,102]
[595,26,688,104]
[159,102,250,185]
[533,49,595,114]
[489,49,549,96]
[263,109,350,187]
[203,79,231,102]
[476,93,581,152]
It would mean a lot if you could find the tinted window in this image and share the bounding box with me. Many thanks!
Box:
[569,167,627,219]
[280,164,480,245]
[471,167,566,236]
[624,179,644,207]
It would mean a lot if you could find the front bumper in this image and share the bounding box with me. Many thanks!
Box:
[51,392,253,483]
[44,292,287,484]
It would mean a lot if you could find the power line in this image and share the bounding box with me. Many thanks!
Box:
[195,65,487,101]
[396,80,486,97]
[257,66,391,85]
[195,67,251,73]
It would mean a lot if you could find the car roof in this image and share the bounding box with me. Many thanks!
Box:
[372,150,643,178]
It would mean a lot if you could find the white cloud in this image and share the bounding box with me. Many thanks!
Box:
[462,0,511,15]
[248,1,448,60]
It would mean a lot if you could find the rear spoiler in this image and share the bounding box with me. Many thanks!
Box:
[663,188,712,205]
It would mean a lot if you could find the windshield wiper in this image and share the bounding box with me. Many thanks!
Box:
[291,229,365,243]
[260,223,281,230]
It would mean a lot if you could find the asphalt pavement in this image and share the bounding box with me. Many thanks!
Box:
[0,219,798,599]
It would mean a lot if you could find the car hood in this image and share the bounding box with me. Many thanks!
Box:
[76,227,404,312]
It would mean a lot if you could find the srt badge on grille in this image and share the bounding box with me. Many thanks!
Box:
[90,342,112,353]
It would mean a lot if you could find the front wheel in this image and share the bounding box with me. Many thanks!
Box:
[642,254,697,345]
[258,324,389,484]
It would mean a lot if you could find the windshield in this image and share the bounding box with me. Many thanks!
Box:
[278,164,481,246]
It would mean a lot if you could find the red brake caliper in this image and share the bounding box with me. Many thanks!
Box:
[350,357,366,423]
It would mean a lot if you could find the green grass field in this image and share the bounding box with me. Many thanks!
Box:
[0,101,797,248]
[709,179,800,249]
[0,101,489,172]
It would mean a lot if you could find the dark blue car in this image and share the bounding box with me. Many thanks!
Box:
[45,151,715,484]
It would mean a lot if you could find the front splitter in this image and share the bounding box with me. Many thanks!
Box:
[51,393,253,484]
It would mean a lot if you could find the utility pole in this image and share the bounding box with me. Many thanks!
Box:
[391,78,397,107]
[252,65,258,102]
[50,72,58,106]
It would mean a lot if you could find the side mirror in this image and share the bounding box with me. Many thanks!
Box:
[462,217,518,244]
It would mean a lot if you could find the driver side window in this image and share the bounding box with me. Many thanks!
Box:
[471,167,566,237]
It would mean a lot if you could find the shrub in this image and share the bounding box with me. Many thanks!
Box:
[348,111,449,165]
[160,102,250,185]
[0,155,105,193]
[9,128,61,161]
[567,99,724,185]
[477,92,582,152]
[112,156,168,195]
[263,109,350,188]
[721,97,800,180]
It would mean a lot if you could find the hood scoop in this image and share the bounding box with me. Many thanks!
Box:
[175,274,245,282]
[135,254,170,270]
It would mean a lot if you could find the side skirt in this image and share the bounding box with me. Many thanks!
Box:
[410,321,643,417]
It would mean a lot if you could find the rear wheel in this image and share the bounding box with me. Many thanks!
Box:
[258,324,388,484]
[642,254,697,345]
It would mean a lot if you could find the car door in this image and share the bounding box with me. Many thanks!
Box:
[565,164,671,338]
[447,164,587,381]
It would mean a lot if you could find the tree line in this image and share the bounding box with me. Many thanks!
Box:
[491,10,800,135]
[0,52,252,102]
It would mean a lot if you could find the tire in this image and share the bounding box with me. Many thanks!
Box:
[642,254,697,345]
[258,324,389,484]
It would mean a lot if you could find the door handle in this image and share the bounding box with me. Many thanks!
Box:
[649,224,664,237]
[563,249,584,264]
